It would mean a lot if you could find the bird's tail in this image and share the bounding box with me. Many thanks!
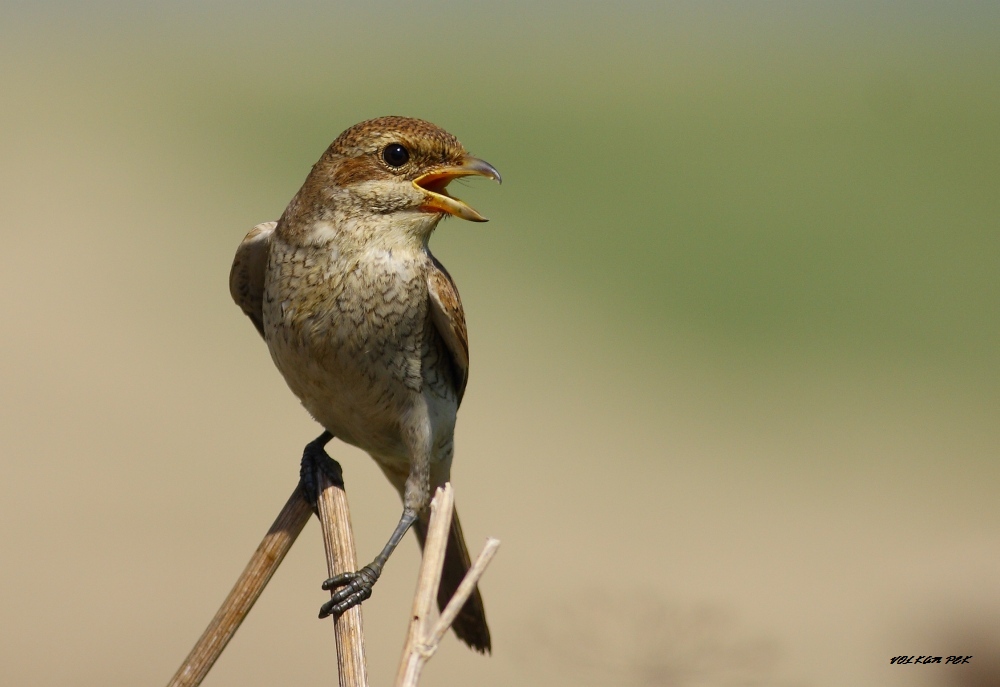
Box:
[412,505,491,653]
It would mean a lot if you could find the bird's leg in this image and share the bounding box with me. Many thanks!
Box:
[298,430,343,511]
[320,423,430,618]
[318,508,418,618]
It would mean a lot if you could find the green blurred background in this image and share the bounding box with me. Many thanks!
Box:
[1,2,997,686]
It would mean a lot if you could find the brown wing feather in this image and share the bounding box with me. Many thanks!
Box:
[229,221,276,337]
[426,256,469,405]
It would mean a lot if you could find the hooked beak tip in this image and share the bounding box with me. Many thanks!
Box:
[413,154,500,222]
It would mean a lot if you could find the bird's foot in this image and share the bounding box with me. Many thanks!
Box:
[318,562,383,618]
[299,431,343,510]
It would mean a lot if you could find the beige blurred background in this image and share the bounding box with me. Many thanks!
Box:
[1,2,998,686]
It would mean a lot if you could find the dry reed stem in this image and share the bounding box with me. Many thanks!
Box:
[166,477,493,687]
[166,485,312,687]
[316,467,369,687]
[394,484,501,687]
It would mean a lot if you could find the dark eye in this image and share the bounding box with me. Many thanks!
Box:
[382,143,410,167]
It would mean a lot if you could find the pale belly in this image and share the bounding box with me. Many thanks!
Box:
[267,331,419,458]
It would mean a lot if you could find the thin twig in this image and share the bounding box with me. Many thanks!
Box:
[394,484,500,687]
[429,538,500,648]
[315,468,368,687]
[166,485,312,687]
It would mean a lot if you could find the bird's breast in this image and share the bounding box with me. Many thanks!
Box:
[262,237,436,446]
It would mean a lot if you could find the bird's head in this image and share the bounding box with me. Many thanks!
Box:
[288,116,500,242]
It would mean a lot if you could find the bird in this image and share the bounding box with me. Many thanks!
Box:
[229,116,500,653]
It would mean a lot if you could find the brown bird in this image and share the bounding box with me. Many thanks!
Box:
[229,116,500,652]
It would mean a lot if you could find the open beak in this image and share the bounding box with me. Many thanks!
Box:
[414,156,502,222]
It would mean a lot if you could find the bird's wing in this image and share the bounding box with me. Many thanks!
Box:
[426,256,469,406]
[229,221,277,338]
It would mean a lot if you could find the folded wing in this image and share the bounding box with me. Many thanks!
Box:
[426,256,470,406]
[229,221,277,337]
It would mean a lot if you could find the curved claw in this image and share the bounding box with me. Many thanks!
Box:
[322,571,357,590]
[318,564,381,618]
[319,586,373,618]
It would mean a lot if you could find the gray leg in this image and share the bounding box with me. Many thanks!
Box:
[318,509,419,618]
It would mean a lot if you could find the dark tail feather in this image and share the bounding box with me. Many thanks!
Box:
[413,506,491,653]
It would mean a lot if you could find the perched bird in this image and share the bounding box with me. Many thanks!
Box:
[229,116,500,652]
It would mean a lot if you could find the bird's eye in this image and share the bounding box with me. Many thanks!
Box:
[382,143,410,168]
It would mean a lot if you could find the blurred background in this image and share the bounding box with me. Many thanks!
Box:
[1,2,997,686]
